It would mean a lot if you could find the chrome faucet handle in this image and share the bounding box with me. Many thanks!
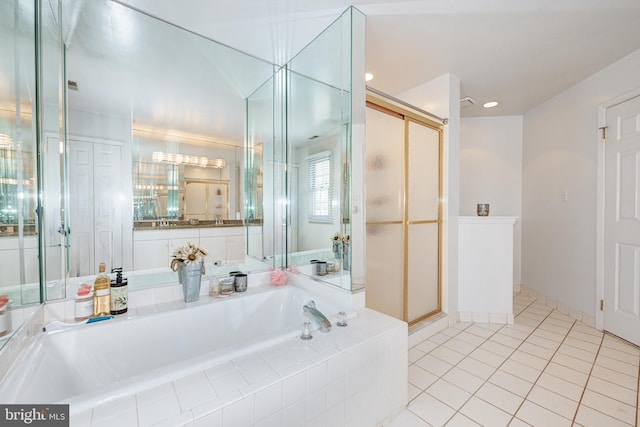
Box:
[306,300,316,309]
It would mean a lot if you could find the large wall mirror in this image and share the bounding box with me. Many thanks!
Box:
[0,0,363,342]
[56,0,276,287]
[245,7,365,291]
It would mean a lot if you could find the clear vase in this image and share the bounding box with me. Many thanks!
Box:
[342,242,350,271]
[178,261,203,302]
[332,241,341,259]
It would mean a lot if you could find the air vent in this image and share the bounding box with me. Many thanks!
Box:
[67,80,79,91]
[460,96,475,108]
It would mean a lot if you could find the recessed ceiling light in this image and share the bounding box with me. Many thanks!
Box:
[365,73,374,82]
[483,101,499,108]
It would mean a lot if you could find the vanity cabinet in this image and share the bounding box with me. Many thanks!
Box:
[0,237,39,287]
[199,227,244,262]
[133,227,244,270]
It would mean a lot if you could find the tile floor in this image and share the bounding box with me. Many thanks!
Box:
[386,294,640,427]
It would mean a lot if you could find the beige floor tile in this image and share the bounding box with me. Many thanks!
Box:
[571,323,603,337]
[574,404,634,427]
[469,347,507,368]
[443,337,478,356]
[395,294,640,427]
[457,356,496,380]
[529,328,566,343]
[455,331,486,347]
[556,343,597,363]
[581,389,636,425]
[443,412,481,427]
[551,352,593,374]
[408,348,426,364]
[598,346,640,365]
[488,332,523,349]
[526,385,578,420]
[602,334,640,356]
[515,400,572,427]
[408,393,456,427]
[500,359,541,383]
[590,364,638,391]
[543,362,589,387]
[567,330,602,345]
[475,381,524,415]
[536,372,584,402]
[408,364,438,390]
[586,376,637,406]
[430,346,467,366]
[594,354,638,377]
[562,336,600,353]
[441,367,485,394]
[426,378,472,410]
[508,350,548,371]
[479,340,514,358]
[408,383,421,402]
[536,322,570,336]
[465,324,497,339]
[414,354,454,377]
[460,396,512,427]
[415,339,441,354]
[523,334,560,351]
[488,370,533,398]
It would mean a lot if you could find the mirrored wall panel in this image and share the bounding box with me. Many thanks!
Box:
[58,0,276,287]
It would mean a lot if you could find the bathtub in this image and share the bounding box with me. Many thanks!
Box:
[0,284,347,413]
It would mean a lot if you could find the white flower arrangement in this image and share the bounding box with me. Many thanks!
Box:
[170,242,208,271]
[342,234,350,243]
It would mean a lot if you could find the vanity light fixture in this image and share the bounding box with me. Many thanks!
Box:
[365,73,374,82]
[152,151,225,168]
[483,101,499,108]
[0,133,13,147]
[208,158,226,168]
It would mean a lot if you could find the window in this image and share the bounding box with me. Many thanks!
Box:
[307,151,332,223]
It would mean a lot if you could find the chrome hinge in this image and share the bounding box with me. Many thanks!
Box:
[599,126,608,140]
[600,299,604,311]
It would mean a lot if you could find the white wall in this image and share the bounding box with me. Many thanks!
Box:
[397,73,461,316]
[460,116,523,286]
[522,48,640,317]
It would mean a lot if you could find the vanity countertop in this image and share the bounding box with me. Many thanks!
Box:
[133,220,263,230]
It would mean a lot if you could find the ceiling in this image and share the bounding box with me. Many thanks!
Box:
[120,0,640,118]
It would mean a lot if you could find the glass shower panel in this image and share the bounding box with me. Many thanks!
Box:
[408,121,440,221]
[365,223,404,319]
[365,107,405,222]
[0,0,41,309]
[407,120,441,322]
[407,222,439,322]
[365,106,405,319]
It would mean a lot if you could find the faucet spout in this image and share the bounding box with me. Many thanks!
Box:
[303,300,331,333]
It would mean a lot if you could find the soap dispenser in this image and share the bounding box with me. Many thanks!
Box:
[93,262,111,316]
[110,267,128,315]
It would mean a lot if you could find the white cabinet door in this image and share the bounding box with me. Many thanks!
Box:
[133,240,169,270]
[226,235,245,262]
[199,236,227,262]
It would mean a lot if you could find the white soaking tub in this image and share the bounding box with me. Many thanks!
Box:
[0,284,346,413]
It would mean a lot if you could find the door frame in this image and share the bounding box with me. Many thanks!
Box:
[595,87,640,331]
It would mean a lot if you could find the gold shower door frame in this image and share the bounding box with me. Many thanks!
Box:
[366,95,444,326]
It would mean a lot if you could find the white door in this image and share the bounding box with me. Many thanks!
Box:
[69,139,123,276]
[604,95,640,346]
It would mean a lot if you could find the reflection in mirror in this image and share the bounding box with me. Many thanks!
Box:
[57,0,276,291]
[0,0,64,345]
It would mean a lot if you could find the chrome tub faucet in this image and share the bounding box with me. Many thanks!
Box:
[303,300,331,332]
